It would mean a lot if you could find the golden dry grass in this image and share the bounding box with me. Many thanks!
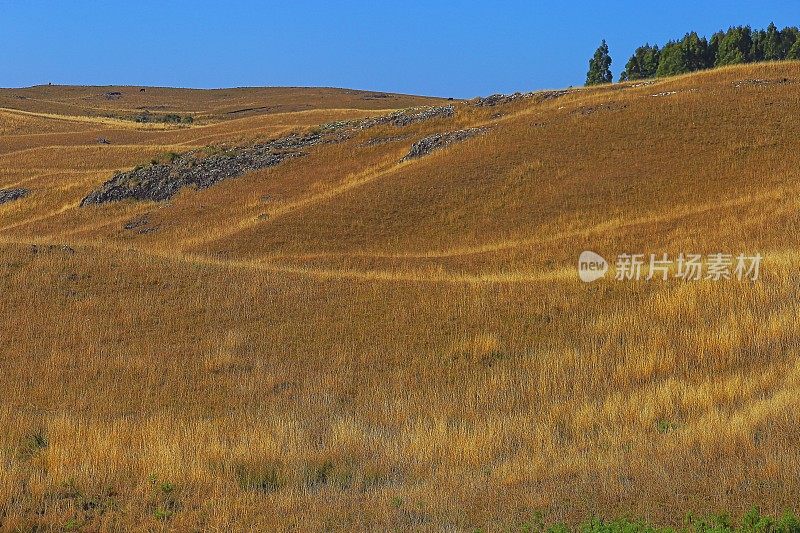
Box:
[1,65,800,531]
[0,85,443,122]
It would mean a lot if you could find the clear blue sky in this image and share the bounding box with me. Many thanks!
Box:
[1,1,798,97]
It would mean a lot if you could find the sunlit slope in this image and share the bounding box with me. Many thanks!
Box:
[7,63,797,276]
[0,86,444,243]
[202,64,797,267]
[1,64,800,529]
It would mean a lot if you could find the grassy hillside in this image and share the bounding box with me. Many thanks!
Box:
[1,64,799,530]
[0,85,444,120]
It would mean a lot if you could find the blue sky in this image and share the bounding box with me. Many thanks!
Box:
[1,1,798,97]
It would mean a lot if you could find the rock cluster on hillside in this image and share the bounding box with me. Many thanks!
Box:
[733,77,793,88]
[473,93,525,106]
[0,188,30,205]
[472,90,568,107]
[80,133,322,205]
[81,105,459,205]
[322,105,455,131]
[402,128,486,160]
[375,105,455,127]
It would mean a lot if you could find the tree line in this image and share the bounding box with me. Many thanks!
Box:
[586,23,800,85]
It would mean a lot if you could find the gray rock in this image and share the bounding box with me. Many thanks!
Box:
[361,135,409,147]
[472,90,568,107]
[382,105,455,127]
[30,244,74,255]
[402,128,486,161]
[123,214,150,230]
[80,133,324,206]
[324,105,455,131]
[734,78,792,88]
[474,93,520,106]
[0,188,30,205]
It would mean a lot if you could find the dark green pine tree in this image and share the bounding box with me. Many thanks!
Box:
[763,22,783,60]
[655,41,688,77]
[788,39,800,60]
[620,44,660,81]
[680,31,711,71]
[715,26,753,66]
[709,30,724,63]
[780,27,799,58]
[751,28,767,62]
[654,32,711,77]
[586,40,613,85]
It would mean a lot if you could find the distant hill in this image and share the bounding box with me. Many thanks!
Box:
[0,84,446,122]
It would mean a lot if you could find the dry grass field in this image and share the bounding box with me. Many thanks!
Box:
[1,64,800,530]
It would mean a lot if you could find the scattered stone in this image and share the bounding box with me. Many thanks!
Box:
[734,78,793,88]
[103,91,122,100]
[474,93,523,107]
[30,244,75,255]
[0,188,29,205]
[123,215,148,230]
[650,91,677,97]
[402,128,486,161]
[358,105,455,128]
[123,214,160,234]
[317,105,455,135]
[362,92,392,100]
[123,216,148,230]
[472,90,568,107]
[573,102,628,116]
[361,135,409,147]
[97,137,111,145]
[225,106,273,116]
[536,90,570,102]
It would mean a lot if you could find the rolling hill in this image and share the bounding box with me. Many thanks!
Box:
[1,64,799,530]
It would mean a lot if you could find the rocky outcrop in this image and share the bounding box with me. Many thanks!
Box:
[0,188,30,205]
[376,105,455,127]
[473,90,568,107]
[361,135,409,147]
[474,93,521,107]
[123,214,159,234]
[324,105,455,131]
[402,128,486,161]
[30,244,75,255]
[81,104,459,206]
[80,133,324,205]
[734,78,793,88]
